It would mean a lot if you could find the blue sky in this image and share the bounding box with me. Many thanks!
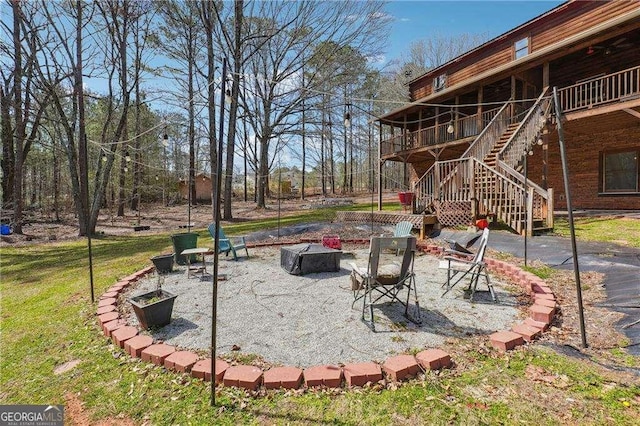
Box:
[383,0,564,64]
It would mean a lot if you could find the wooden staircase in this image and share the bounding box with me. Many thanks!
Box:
[413,90,554,236]
[483,123,519,168]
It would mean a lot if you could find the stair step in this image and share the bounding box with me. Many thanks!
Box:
[532,227,553,235]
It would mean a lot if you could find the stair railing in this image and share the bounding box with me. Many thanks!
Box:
[498,88,551,169]
[412,99,513,215]
[413,163,436,213]
[496,160,554,233]
[461,100,512,161]
[469,158,529,234]
[432,158,532,234]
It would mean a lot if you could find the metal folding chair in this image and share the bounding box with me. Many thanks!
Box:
[349,236,421,331]
[438,228,497,302]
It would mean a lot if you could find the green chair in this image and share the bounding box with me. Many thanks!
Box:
[394,221,414,237]
[171,232,198,265]
[393,221,414,254]
[207,224,249,261]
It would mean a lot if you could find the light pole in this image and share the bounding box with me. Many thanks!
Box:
[162,132,169,206]
[343,104,351,194]
[211,57,228,406]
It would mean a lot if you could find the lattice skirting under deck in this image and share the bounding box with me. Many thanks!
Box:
[433,201,473,227]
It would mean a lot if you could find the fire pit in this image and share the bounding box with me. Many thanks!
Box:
[280,243,342,275]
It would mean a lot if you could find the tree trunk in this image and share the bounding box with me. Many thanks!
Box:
[52,133,60,222]
[76,0,90,236]
[300,61,306,201]
[188,22,196,207]
[223,0,244,220]
[256,135,269,208]
[199,0,218,221]
[342,101,347,194]
[320,106,326,195]
[0,84,14,206]
[329,119,335,194]
[11,0,25,233]
[131,19,142,212]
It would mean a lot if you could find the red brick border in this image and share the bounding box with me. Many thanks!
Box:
[96,238,559,393]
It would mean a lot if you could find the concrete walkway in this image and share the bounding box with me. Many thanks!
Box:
[433,228,640,355]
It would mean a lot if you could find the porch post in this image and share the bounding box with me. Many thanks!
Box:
[542,62,549,88]
[510,75,517,117]
[454,96,460,139]
[403,114,408,149]
[477,87,483,132]
[434,106,440,143]
[418,109,423,147]
[526,187,534,237]
[469,159,477,219]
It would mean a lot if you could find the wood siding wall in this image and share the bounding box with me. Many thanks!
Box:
[410,1,639,101]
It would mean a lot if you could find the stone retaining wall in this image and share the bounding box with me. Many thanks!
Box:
[96,239,558,392]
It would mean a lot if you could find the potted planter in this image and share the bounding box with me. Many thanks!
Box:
[129,288,177,330]
[151,254,174,274]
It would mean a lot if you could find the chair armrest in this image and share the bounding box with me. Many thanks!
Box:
[443,249,473,259]
[442,255,474,265]
[348,262,369,277]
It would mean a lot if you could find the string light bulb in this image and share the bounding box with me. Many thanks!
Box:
[447,121,454,134]
[101,153,107,162]
[344,112,351,128]
[225,89,232,104]
[162,133,169,147]
[125,151,131,162]
[537,137,543,145]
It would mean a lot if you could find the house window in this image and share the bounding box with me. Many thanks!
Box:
[602,149,639,193]
[432,74,447,92]
[514,37,529,59]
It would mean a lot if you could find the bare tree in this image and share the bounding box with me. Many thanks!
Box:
[158,0,204,210]
[240,0,389,208]
[130,3,155,212]
[1,0,49,233]
[197,0,219,221]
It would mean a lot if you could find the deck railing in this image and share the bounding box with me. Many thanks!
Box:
[557,65,640,113]
[386,66,640,157]
[381,107,500,157]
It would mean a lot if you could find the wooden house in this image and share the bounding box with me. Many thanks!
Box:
[377,0,640,235]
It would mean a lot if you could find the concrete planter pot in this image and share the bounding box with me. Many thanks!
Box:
[129,290,177,330]
[151,254,174,274]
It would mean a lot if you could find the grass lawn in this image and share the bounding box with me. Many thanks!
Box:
[553,216,640,248]
[1,205,639,424]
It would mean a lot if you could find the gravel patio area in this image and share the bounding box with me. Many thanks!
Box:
[124,244,521,367]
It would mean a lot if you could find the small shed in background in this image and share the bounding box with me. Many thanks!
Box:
[178,173,212,202]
